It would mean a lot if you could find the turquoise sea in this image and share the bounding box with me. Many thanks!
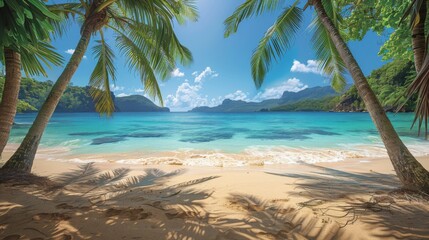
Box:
[9,112,429,166]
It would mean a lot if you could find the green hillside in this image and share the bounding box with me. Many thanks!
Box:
[0,59,417,113]
[0,77,96,112]
[334,60,416,112]
[0,77,168,113]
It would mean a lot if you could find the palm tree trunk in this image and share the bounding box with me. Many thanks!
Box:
[314,0,429,192]
[0,48,22,158]
[412,1,426,72]
[1,28,92,172]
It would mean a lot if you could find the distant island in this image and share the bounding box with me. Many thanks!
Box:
[190,85,347,112]
[0,77,169,113]
[0,59,415,113]
[190,60,416,113]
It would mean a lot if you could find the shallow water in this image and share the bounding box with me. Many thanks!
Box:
[10,112,429,166]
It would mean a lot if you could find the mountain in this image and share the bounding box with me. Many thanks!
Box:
[190,60,417,113]
[0,59,416,114]
[0,77,169,113]
[279,86,340,104]
[190,85,344,112]
[334,60,416,112]
[190,99,279,112]
[115,95,169,112]
[270,96,340,112]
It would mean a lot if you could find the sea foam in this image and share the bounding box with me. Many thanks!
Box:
[52,143,429,167]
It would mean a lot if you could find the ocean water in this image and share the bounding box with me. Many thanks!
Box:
[9,112,429,166]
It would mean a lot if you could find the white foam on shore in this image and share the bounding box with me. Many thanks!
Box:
[39,143,429,167]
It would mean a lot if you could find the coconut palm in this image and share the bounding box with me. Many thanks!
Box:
[225,0,429,192]
[0,0,63,157]
[399,0,429,139]
[2,0,197,172]
[400,0,427,72]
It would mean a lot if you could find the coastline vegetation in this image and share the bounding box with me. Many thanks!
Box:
[1,1,429,238]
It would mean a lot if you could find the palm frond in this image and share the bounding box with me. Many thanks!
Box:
[108,0,194,93]
[310,0,347,92]
[168,0,199,24]
[116,32,164,105]
[19,42,64,77]
[0,0,62,76]
[224,0,286,37]
[251,1,302,87]
[400,0,424,27]
[47,3,83,38]
[120,21,175,79]
[89,34,116,115]
[116,0,197,28]
[404,54,429,139]
[111,15,194,105]
[169,32,193,67]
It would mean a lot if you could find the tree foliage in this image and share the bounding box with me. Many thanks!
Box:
[0,76,96,112]
[337,59,417,112]
[0,0,63,76]
[225,0,347,92]
[47,0,197,115]
[339,0,413,61]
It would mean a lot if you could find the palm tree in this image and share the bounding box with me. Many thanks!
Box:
[2,0,197,172]
[0,0,63,157]
[225,0,429,192]
[396,0,427,73]
[400,0,429,139]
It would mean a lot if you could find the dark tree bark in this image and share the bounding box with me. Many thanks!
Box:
[314,0,429,193]
[2,28,92,172]
[412,1,427,72]
[0,48,22,157]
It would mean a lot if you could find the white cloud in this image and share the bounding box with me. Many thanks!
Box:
[224,90,249,101]
[117,93,130,97]
[65,49,75,54]
[165,67,309,111]
[135,88,145,93]
[65,49,87,59]
[290,60,322,75]
[171,68,185,78]
[194,67,218,83]
[165,67,221,110]
[110,84,125,92]
[254,78,308,101]
[165,80,207,109]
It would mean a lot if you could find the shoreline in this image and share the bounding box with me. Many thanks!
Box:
[2,143,429,168]
[1,145,429,239]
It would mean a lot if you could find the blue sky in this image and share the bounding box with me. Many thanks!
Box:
[42,0,387,112]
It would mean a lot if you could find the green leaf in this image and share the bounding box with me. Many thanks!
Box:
[224,0,285,37]
[27,0,60,20]
[310,0,347,92]
[89,37,116,115]
[250,0,302,88]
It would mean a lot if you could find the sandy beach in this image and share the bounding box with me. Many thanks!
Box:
[1,145,429,240]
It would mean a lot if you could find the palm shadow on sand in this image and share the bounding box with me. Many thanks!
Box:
[265,164,429,239]
[1,163,428,240]
[0,164,219,239]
